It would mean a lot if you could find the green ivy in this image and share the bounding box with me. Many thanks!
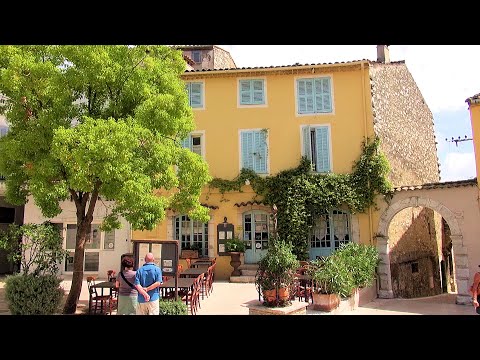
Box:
[208,137,392,260]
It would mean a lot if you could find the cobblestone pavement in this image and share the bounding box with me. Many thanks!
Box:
[0,276,476,315]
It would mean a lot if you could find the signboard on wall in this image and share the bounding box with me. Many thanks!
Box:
[217,218,234,256]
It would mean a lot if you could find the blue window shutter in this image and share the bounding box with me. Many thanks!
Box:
[241,131,254,170]
[253,131,267,173]
[190,82,203,108]
[315,127,330,172]
[302,125,312,161]
[240,80,251,105]
[252,80,264,104]
[181,135,192,150]
[298,79,314,114]
[297,80,306,113]
[314,78,332,113]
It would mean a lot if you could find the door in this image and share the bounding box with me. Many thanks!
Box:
[309,210,350,259]
[243,211,270,264]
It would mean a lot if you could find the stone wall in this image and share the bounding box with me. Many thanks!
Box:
[369,62,440,187]
[213,46,236,69]
[388,206,442,298]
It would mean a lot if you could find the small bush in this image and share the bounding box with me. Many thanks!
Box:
[334,242,379,288]
[5,274,64,315]
[158,299,188,315]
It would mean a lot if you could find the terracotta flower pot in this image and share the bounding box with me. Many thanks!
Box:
[312,293,340,312]
[263,289,277,303]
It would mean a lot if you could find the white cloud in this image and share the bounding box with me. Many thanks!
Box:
[221,45,480,113]
[441,152,476,182]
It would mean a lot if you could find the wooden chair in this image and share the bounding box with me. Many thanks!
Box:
[181,274,202,315]
[87,277,112,314]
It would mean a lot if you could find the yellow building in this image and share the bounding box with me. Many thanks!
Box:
[133,45,440,281]
[467,93,480,186]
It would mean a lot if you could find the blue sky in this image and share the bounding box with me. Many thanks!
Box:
[221,45,479,183]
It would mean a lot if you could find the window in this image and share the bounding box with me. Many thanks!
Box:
[240,130,268,174]
[296,77,332,114]
[64,223,108,272]
[191,51,202,63]
[239,79,265,105]
[310,210,350,257]
[243,211,269,249]
[181,133,203,157]
[186,82,204,108]
[174,215,209,257]
[302,125,331,173]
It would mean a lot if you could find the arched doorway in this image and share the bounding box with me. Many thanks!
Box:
[375,196,470,304]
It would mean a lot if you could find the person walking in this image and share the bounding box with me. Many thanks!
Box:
[115,256,138,315]
[471,266,480,314]
[134,253,163,315]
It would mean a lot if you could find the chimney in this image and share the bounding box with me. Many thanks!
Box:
[377,45,390,63]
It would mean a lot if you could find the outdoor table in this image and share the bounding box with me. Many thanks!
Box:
[160,277,196,308]
[180,267,206,278]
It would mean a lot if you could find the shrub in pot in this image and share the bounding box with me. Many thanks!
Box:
[225,237,246,276]
[254,239,299,307]
[334,242,379,289]
[307,254,355,311]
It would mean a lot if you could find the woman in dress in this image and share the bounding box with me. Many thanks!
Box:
[115,256,138,315]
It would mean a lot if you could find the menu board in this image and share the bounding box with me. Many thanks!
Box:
[217,222,234,256]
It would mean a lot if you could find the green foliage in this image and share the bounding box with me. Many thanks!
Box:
[208,137,391,260]
[308,242,379,298]
[158,299,188,315]
[308,255,355,298]
[0,222,68,276]
[333,242,379,288]
[5,274,64,315]
[255,239,300,307]
[0,45,211,232]
[225,237,246,252]
[0,45,212,313]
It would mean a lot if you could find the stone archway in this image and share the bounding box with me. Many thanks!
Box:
[375,196,470,304]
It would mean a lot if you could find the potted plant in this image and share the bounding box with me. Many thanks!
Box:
[333,242,380,307]
[307,253,355,312]
[225,237,246,276]
[254,239,299,307]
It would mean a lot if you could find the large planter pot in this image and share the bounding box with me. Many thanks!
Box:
[229,252,242,276]
[263,289,277,303]
[312,293,341,312]
[278,287,290,302]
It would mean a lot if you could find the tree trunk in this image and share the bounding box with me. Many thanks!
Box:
[62,189,98,314]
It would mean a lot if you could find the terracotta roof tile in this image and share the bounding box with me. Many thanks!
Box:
[182,59,406,74]
[234,200,267,207]
[466,93,480,105]
[391,178,477,193]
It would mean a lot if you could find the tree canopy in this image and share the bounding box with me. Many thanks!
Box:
[0,45,211,313]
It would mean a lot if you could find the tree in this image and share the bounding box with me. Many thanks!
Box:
[0,45,211,314]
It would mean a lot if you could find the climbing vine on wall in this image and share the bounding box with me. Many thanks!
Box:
[208,137,392,260]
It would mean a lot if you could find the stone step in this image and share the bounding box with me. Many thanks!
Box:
[230,275,256,283]
[241,269,258,276]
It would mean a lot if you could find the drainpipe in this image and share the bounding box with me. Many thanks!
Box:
[361,62,374,245]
